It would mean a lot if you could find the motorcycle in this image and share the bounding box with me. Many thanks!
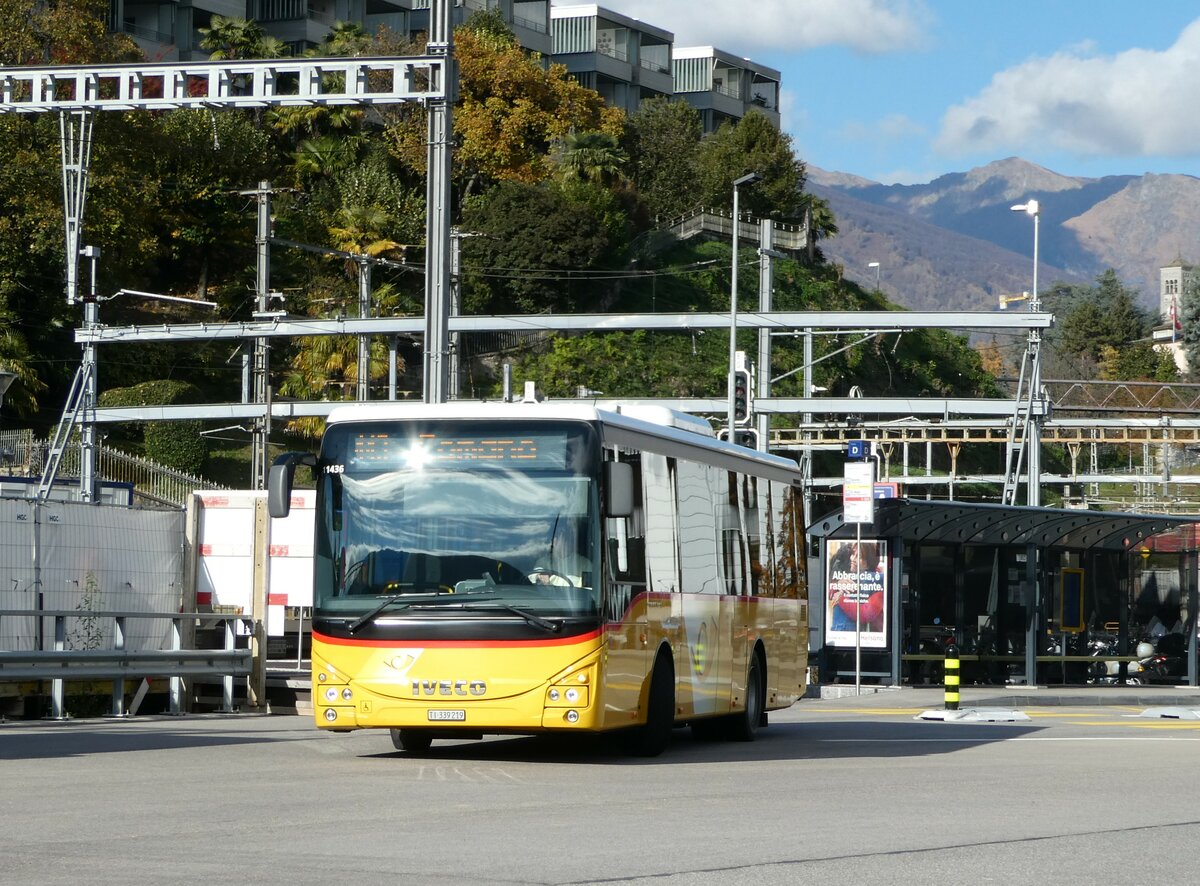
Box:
[1138,632,1187,683]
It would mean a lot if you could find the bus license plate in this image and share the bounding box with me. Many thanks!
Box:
[427,709,466,722]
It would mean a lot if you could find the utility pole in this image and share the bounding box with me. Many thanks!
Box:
[448,229,462,401]
[246,180,272,490]
[357,258,372,401]
[79,245,100,501]
[756,220,776,453]
[423,0,455,403]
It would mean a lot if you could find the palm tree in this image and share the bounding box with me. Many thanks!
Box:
[551,130,627,187]
[0,328,48,418]
[318,21,371,57]
[198,16,286,60]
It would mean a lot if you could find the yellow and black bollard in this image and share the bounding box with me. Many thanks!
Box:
[944,643,960,711]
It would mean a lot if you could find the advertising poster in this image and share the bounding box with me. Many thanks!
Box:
[825,538,888,649]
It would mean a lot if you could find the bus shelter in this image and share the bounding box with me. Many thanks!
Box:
[809,499,1200,688]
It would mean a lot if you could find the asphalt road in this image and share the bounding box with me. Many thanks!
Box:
[3,695,1198,886]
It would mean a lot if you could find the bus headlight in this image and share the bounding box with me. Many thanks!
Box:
[546,685,589,707]
[324,687,339,702]
[565,710,579,723]
[341,688,353,701]
[324,708,339,722]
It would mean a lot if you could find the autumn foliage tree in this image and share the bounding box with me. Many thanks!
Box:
[385,11,624,202]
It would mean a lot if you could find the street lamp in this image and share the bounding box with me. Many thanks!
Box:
[868,261,880,289]
[729,171,762,431]
[1010,198,1042,507]
[1010,199,1040,309]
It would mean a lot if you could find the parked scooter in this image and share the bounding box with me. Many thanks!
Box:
[1087,635,1147,685]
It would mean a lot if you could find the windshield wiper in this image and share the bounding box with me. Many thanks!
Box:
[490,603,562,633]
[347,594,411,633]
[407,601,563,633]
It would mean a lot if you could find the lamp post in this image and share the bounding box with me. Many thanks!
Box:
[729,172,761,431]
[868,261,880,289]
[1011,198,1042,506]
[1010,200,1040,310]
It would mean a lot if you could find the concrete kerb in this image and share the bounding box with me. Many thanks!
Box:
[811,684,1200,719]
[916,708,1030,722]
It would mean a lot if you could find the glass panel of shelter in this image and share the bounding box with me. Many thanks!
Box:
[901,539,1192,686]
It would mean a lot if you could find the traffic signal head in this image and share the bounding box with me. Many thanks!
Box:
[732,368,752,426]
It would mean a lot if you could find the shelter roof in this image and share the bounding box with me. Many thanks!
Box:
[809,499,1200,553]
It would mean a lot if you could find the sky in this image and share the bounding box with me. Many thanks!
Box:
[561,0,1200,185]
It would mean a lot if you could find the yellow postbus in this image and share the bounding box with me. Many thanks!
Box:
[269,402,808,756]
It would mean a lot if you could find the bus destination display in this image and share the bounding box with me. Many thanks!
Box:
[348,431,569,470]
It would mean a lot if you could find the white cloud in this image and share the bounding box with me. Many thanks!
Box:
[553,0,931,54]
[936,19,1200,159]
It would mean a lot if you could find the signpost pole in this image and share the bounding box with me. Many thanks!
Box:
[843,446,875,696]
[855,522,862,695]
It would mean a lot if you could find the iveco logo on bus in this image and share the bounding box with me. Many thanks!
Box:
[411,679,487,697]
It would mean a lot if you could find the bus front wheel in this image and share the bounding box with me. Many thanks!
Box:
[625,656,675,757]
[390,728,434,754]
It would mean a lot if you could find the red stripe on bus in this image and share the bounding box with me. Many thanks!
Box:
[313,628,602,649]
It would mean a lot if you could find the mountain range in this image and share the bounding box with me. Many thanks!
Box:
[807,157,1200,316]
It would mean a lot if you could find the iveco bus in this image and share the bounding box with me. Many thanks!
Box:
[269,402,808,755]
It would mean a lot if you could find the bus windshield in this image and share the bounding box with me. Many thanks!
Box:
[313,421,600,620]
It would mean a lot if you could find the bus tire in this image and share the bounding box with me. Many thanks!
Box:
[626,655,674,757]
[727,654,764,742]
[390,728,434,754]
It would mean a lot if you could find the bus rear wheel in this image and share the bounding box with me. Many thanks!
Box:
[390,729,434,754]
[727,655,764,742]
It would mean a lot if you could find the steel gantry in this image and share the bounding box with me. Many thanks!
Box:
[0,31,456,494]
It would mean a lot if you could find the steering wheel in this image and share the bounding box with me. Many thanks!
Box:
[528,567,574,587]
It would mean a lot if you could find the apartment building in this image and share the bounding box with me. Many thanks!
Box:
[106,0,779,132]
[409,0,552,57]
[108,0,550,62]
[673,45,780,132]
[109,0,412,60]
[549,4,673,117]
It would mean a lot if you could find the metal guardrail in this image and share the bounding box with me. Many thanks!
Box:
[0,610,253,719]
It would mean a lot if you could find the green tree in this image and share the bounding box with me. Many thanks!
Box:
[99,380,208,473]
[625,97,704,220]
[694,111,807,219]
[0,0,139,66]
[1056,270,1149,364]
[460,181,616,314]
[507,330,719,399]
[1098,342,1178,382]
[0,0,144,421]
